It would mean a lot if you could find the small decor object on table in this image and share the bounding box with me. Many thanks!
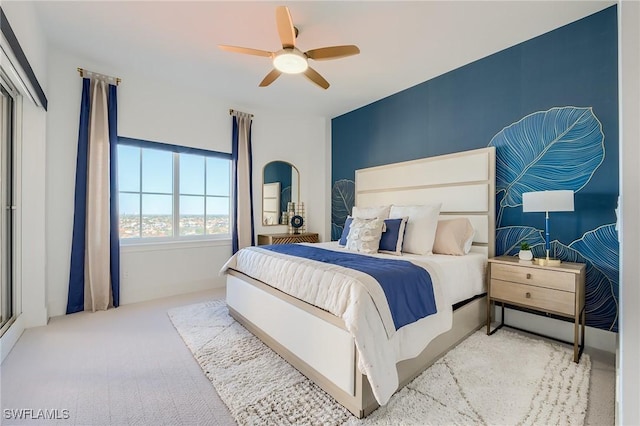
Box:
[518,241,533,261]
[290,215,304,234]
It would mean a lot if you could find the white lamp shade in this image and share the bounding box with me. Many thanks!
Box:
[522,190,574,212]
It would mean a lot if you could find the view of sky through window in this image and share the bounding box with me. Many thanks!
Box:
[118,144,230,239]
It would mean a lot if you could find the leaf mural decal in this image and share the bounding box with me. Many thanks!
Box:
[584,265,617,332]
[489,107,616,331]
[531,240,581,263]
[488,106,604,224]
[569,224,619,332]
[570,224,619,285]
[496,226,546,256]
[331,179,355,240]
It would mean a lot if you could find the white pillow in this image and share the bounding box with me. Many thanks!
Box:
[352,205,391,220]
[389,203,442,255]
[345,217,385,254]
[432,218,476,255]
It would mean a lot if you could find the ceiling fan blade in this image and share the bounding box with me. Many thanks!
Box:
[305,45,360,61]
[218,45,273,58]
[276,6,296,48]
[259,69,282,87]
[303,67,330,90]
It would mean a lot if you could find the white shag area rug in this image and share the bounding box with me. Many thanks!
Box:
[168,299,591,425]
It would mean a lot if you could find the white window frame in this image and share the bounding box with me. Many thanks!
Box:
[0,72,18,336]
[117,139,232,245]
[0,63,25,346]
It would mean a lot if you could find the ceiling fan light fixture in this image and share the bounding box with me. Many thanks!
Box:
[273,49,308,74]
[218,6,359,89]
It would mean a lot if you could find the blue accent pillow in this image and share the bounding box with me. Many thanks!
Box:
[338,216,354,246]
[379,217,408,255]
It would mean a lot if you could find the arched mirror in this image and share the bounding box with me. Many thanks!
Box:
[262,161,300,226]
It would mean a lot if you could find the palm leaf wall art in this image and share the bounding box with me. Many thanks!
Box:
[489,106,604,225]
[490,106,617,331]
[331,179,355,240]
[495,226,546,256]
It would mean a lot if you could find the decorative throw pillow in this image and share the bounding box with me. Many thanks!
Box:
[345,217,385,254]
[338,216,354,247]
[389,203,442,255]
[378,217,409,255]
[432,218,476,255]
[352,205,391,220]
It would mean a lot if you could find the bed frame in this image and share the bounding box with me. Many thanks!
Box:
[226,147,496,418]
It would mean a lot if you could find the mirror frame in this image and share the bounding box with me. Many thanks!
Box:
[261,161,300,226]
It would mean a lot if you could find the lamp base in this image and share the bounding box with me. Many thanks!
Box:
[533,257,562,266]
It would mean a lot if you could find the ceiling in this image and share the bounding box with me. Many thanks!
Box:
[32,1,614,118]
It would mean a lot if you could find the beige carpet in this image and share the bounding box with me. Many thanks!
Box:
[169,299,592,426]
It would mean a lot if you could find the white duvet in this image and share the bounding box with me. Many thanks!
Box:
[221,243,462,405]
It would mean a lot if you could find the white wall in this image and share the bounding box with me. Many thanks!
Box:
[0,1,48,362]
[251,112,331,242]
[45,47,330,317]
[618,1,640,424]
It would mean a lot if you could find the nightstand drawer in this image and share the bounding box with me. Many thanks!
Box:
[491,279,575,316]
[491,263,575,292]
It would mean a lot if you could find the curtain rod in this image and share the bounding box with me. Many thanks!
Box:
[77,67,121,85]
[229,109,253,118]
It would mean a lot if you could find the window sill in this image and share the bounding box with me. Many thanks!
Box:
[120,238,232,253]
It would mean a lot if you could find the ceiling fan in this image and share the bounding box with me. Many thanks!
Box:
[218,6,360,90]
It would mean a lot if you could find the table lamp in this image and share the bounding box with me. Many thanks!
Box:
[522,190,574,266]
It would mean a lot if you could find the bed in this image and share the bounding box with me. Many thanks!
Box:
[222,147,496,418]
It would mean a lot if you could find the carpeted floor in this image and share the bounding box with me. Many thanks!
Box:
[0,289,615,425]
[169,299,592,426]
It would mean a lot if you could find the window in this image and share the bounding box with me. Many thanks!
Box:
[0,78,16,332]
[117,138,231,242]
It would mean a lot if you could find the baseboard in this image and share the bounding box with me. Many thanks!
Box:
[496,306,617,354]
[121,280,221,306]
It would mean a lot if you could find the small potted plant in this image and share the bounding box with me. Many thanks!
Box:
[518,241,533,261]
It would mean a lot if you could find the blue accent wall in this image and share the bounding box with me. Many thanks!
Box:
[331,6,618,332]
[264,161,292,188]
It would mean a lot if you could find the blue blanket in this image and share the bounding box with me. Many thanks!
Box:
[261,244,437,330]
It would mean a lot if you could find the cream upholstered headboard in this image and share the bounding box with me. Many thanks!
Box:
[354,147,496,257]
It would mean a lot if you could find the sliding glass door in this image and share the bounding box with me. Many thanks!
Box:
[0,81,15,333]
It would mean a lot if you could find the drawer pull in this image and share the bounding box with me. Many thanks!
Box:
[525,292,531,298]
[526,273,532,279]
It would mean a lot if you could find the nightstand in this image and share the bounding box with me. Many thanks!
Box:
[257,232,319,245]
[486,256,586,362]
